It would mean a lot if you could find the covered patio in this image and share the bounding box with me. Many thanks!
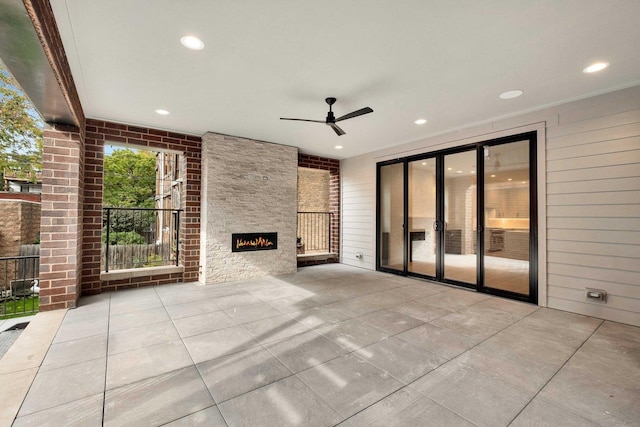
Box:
[2,264,638,426]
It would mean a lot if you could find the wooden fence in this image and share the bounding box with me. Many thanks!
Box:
[101,243,175,271]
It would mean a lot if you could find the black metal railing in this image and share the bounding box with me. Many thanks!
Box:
[297,212,332,254]
[102,207,181,272]
[1,255,39,318]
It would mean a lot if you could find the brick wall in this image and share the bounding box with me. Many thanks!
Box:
[0,200,41,257]
[39,124,84,310]
[82,119,201,294]
[298,154,341,260]
[200,133,298,283]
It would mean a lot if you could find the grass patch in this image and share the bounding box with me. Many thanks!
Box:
[0,296,39,320]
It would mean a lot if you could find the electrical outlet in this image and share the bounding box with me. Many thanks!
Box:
[585,288,607,303]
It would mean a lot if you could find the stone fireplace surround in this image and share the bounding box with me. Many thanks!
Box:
[199,133,298,283]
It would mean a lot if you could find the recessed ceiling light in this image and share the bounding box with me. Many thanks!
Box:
[470,170,475,174]
[508,178,513,181]
[447,167,452,171]
[490,174,496,178]
[180,35,205,50]
[155,109,170,115]
[456,170,463,174]
[499,90,524,100]
[583,62,609,73]
[335,145,343,150]
[421,162,427,165]
[414,119,427,125]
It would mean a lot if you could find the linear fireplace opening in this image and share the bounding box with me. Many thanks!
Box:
[231,233,278,252]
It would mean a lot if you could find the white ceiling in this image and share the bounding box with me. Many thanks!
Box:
[50,0,640,159]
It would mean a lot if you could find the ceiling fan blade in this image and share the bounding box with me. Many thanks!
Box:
[280,118,325,123]
[335,107,373,122]
[328,123,346,136]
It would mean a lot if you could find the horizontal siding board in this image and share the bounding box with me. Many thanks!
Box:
[548,229,640,245]
[342,229,374,237]
[343,223,374,232]
[547,177,640,194]
[548,262,640,286]
[547,205,640,218]
[547,217,640,231]
[548,274,640,299]
[547,108,640,138]
[547,240,639,258]
[343,203,376,211]
[547,163,640,182]
[341,245,374,256]
[342,215,374,224]
[343,187,375,196]
[548,288,639,315]
[547,296,639,326]
[547,191,640,206]
[546,122,640,149]
[547,150,640,172]
[345,196,376,206]
[559,91,640,124]
[548,252,639,272]
[342,238,374,246]
[546,136,640,161]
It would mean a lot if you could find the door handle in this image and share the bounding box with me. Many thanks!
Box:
[433,221,441,231]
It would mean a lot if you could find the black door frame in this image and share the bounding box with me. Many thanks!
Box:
[376,131,538,304]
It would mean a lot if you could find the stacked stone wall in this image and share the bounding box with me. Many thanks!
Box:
[200,133,298,283]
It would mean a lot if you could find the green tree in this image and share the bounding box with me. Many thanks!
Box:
[0,63,43,190]
[103,148,157,244]
[103,148,156,208]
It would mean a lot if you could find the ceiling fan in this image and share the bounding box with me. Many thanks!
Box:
[280,97,373,136]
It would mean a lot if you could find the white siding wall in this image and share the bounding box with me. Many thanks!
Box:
[341,85,640,326]
[342,152,376,270]
[546,90,640,326]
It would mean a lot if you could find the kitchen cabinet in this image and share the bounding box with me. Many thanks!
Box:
[445,229,461,254]
[504,230,529,260]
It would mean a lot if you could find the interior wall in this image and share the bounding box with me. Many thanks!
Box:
[342,85,640,326]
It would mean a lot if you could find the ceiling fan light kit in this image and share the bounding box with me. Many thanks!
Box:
[280,97,373,136]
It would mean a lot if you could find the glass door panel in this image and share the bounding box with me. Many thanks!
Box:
[408,158,436,276]
[483,140,530,295]
[378,163,405,272]
[443,150,477,284]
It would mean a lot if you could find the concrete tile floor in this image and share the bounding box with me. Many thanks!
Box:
[4,264,640,426]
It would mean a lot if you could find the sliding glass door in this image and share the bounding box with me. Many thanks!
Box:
[407,158,437,276]
[481,138,533,298]
[443,150,477,285]
[378,162,405,273]
[376,132,537,303]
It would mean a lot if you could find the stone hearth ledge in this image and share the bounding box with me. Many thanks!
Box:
[100,265,184,282]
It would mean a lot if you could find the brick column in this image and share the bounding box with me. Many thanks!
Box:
[39,124,84,310]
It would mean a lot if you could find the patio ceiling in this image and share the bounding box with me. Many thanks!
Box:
[44,1,640,158]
